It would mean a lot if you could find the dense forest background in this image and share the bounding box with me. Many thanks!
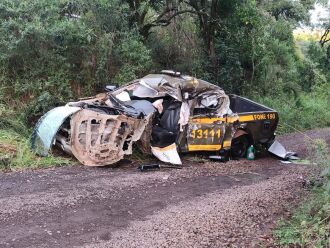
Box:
[0,0,329,131]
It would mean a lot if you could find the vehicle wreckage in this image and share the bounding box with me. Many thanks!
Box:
[31,71,279,166]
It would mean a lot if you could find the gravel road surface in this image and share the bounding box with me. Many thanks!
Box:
[0,128,329,248]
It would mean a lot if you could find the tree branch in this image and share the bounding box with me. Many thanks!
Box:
[320,29,330,47]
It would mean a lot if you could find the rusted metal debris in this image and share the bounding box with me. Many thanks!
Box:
[70,110,148,166]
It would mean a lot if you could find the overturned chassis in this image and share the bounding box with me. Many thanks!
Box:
[32,72,279,166]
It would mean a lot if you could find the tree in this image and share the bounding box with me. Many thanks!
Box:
[124,0,191,38]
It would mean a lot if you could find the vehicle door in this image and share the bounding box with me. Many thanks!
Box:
[186,107,227,152]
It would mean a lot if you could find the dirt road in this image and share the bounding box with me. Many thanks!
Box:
[0,128,329,248]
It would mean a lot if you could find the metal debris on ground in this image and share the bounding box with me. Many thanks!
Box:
[138,164,182,172]
[267,139,302,165]
[268,140,297,160]
[208,155,228,162]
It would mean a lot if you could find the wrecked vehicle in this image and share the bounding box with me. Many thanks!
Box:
[31,71,279,166]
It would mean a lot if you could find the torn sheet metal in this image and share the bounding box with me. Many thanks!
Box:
[195,91,230,116]
[30,72,233,166]
[268,140,297,160]
[125,100,155,116]
[179,102,190,131]
[31,106,81,156]
[133,83,159,98]
[135,114,154,155]
[70,109,148,166]
[151,143,182,165]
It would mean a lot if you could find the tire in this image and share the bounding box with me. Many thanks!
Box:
[231,135,249,158]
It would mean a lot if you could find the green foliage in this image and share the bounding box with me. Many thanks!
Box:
[254,86,330,134]
[0,104,28,136]
[1,0,327,115]
[196,0,319,98]
[307,42,330,80]
[274,189,330,248]
[0,129,71,171]
[310,140,330,193]
[0,0,150,121]
[263,0,315,23]
[113,32,152,84]
[146,15,204,75]
[0,105,71,170]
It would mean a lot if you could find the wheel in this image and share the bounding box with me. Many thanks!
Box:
[231,135,249,158]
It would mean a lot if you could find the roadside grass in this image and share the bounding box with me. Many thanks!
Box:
[274,139,330,247]
[274,189,329,247]
[0,105,71,171]
[0,129,71,171]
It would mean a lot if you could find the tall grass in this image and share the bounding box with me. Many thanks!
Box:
[0,104,71,171]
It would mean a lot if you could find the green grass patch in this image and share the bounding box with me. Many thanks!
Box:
[274,139,330,247]
[274,189,330,248]
[0,129,71,171]
[0,105,71,171]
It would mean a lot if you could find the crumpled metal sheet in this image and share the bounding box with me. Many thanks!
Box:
[130,74,229,110]
[195,91,230,116]
[70,109,148,166]
[31,106,81,156]
[268,140,297,159]
[151,143,182,165]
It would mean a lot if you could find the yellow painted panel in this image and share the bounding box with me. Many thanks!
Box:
[223,140,231,147]
[238,115,255,122]
[189,114,257,125]
[191,115,246,124]
[188,144,222,151]
[226,116,240,123]
[190,118,225,124]
[152,143,176,151]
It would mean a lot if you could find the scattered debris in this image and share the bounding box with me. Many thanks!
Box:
[268,140,303,165]
[292,159,314,165]
[280,160,292,164]
[32,71,279,166]
[268,140,297,160]
[208,155,227,162]
[138,164,182,172]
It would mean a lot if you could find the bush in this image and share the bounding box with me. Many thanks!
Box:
[253,87,330,134]
[0,0,153,123]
